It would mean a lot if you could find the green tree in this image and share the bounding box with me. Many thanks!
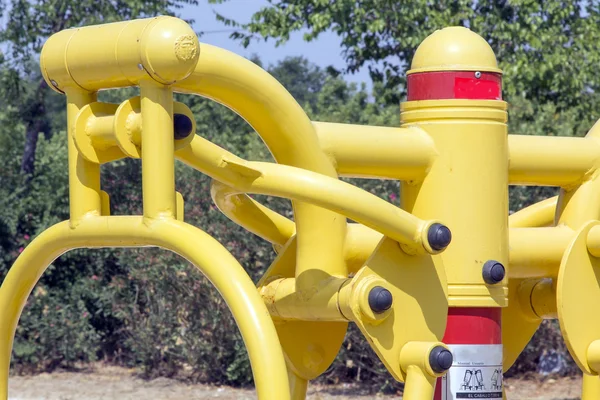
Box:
[0,0,198,175]
[213,1,600,113]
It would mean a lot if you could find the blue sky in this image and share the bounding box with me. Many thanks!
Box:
[181,0,372,86]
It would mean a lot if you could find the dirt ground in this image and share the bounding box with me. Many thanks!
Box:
[7,365,584,399]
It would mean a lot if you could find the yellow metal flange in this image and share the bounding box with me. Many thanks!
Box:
[339,237,448,382]
[114,97,196,158]
[557,220,600,375]
[257,236,348,380]
[74,102,126,164]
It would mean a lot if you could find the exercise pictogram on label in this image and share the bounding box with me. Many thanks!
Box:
[441,344,503,399]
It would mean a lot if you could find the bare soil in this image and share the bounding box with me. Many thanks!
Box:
[7,365,583,399]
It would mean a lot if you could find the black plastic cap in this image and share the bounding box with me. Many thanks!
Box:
[482,260,506,284]
[429,346,453,373]
[368,286,393,314]
[427,223,452,251]
[173,114,194,140]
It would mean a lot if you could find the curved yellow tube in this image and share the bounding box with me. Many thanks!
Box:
[314,122,436,180]
[216,158,430,251]
[210,180,296,246]
[0,217,289,400]
[508,196,558,228]
[175,43,346,286]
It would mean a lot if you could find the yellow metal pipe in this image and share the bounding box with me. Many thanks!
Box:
[313,122,436,180]
[175,43,346,287]
[344,224,383,273]
[0,217,290,400]
[140,81,177,220]
[220,158,433,252]
[508,135,600,187]
[40,17,200,92]
[508,196,558,228]
[178,136,435,251]
[582,374,600,400]
[65,89,102,222]
[508,227,574,278]
[261,276,349,321]
[210,180,296,246]
[287,369,308,400]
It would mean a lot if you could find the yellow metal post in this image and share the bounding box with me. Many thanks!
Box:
[140,80,177,220]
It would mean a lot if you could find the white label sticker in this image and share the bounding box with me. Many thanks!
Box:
[441,344,503,399]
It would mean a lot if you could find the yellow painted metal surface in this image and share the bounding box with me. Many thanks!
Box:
[408,26,501,74]
[5,15,600,400]
[338,237,448,382]
[557,221,600,375]
[401,99,509,307]
[0,217,290,400]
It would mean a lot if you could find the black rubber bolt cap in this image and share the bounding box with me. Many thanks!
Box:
[482,260,506,284]
[429,346,453,373]
[173,114,194,140]
[368,286,393,314]
[427,223,452,251]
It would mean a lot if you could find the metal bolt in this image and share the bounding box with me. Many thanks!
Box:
[137,63,144,71]
[475,71,482,79]
[427,223,452,251]
[482,260,506,284]
[50,80,59,88]
[429,346,453,373]
[368,286,393,314]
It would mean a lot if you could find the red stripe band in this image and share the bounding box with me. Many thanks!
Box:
[443,307,502,345]
[407,71,502,101]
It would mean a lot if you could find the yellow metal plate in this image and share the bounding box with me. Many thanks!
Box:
[344,237,448,382]
[257,236,348,380]
[557,220,600,374]
[502,279,542,372]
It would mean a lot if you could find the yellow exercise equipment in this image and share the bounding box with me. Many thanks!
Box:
[1,16,599,400]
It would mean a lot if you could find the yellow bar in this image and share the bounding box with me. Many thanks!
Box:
[0,217,290,400]
[508,135,600,187]
[402,365,435,400]
[175,43,346,287]
[582,374,600,400]
[508,227,573,278]
[344,224,383,272]
[41,17,199,92]
[261,277,349,321]
[140,81,176,219]
[508,196,558,228]
[178,137,435,252]
[313,122,436,180]
[222,159,433,252]
[66,89,101,222]
[210,180,296,246]
[287,369,308,400]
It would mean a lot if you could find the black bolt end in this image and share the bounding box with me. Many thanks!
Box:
[483,260,506,284]
[173,113,194,140]
[427,223,452,251]
[368,286,393,314]
[429,346,453,373]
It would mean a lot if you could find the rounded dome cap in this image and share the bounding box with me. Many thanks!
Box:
[408,27,501,74]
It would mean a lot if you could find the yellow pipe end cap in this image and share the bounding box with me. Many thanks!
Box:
[408,26,501,75]
[141,17,200,84]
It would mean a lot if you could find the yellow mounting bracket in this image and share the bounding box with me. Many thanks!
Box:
[557,220,600,375]
[74,97,196,164]
[339,237,448,382]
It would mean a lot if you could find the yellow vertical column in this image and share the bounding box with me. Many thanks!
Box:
[140,80,176,220]
[65,89,101,223]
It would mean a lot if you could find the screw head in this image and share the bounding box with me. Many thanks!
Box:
[482,260,506,284]
[429,346,453,373]
[137,63,144,71]
[368,286,393,314]
[475,71,482,78]
[50,80,59,88]
[173,114,194,140]
[427,223,452,251]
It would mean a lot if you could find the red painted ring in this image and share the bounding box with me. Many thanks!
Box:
[407,71,502,101]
